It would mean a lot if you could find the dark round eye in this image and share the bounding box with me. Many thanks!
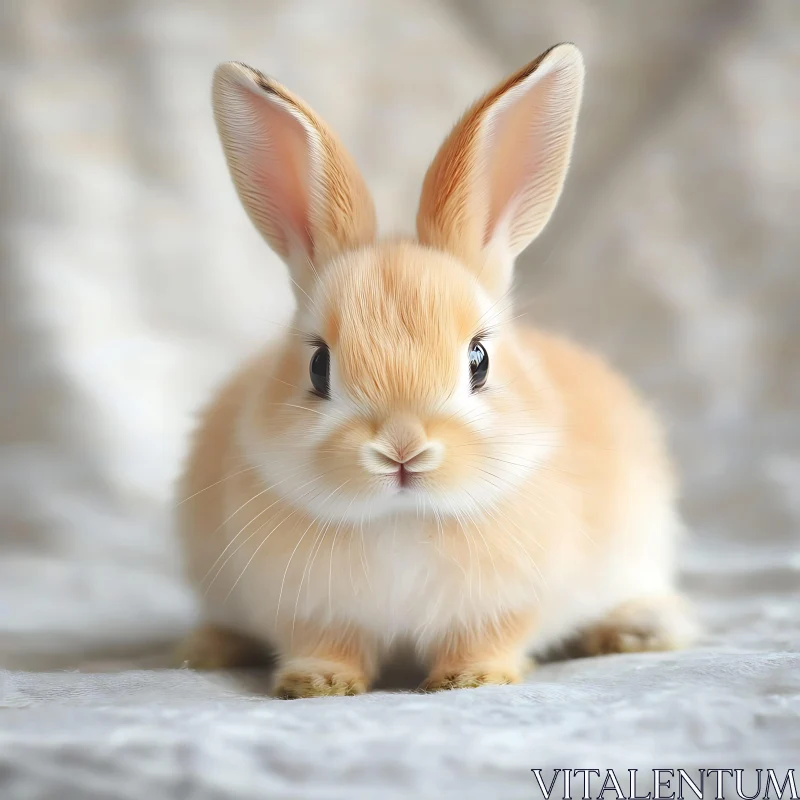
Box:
[469,340,489,391]
[310,346,330,398]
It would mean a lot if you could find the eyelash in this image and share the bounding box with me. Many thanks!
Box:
[472,326,497,342]
[302,334,327,349]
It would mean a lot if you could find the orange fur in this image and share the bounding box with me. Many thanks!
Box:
[176,45,696,698]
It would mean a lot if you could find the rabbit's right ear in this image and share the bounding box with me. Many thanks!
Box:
[212,63,377,304]
[417,44,584,300]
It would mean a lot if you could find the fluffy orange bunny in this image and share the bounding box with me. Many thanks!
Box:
[176,44,696,698]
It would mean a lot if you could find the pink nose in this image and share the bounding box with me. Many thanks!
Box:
[362,416,444,476]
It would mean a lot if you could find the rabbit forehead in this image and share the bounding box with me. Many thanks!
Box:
[311,239,492,406]
[319,240,491,346]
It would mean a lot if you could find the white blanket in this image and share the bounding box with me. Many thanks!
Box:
[1,648,799,798]
[1,1,798,796]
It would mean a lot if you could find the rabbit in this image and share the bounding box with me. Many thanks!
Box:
[175,43,697,699]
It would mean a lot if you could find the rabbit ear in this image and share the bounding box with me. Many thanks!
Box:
[213,62,377,303]
[417,44,584,298]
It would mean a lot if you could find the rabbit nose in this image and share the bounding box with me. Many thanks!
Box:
[363,417,444,475]
[364,440,445,475]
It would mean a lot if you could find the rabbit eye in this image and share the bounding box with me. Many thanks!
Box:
[310,346,330,398]
[469,340,489,391]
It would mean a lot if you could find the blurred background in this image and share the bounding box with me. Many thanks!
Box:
[0,0,798,669]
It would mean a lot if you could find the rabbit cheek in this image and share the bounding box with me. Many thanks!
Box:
[316,416,378,489]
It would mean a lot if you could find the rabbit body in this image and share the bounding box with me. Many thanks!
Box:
[176,46,695,697]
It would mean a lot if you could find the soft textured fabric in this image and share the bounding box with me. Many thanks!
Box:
[0,1,798,796]
[1,651,799,799]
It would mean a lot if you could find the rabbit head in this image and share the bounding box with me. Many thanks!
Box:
[212,45,584,524]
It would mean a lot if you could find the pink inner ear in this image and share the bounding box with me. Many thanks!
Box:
[483,65,570,253]
[235,81,314,261]
[484,87,546,247]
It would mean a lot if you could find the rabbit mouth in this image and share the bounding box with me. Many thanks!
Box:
[378,465,428,497]
[393,465,418,492]
[398,464,410,489]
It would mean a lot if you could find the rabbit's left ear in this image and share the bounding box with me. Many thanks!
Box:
[212,62,376,304]
[417,44,584,299]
